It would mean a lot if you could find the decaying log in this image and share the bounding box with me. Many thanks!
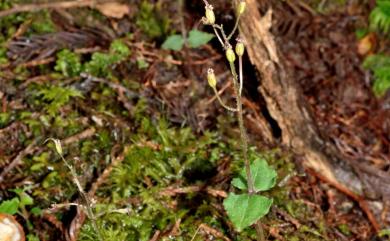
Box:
[239,0,383,230]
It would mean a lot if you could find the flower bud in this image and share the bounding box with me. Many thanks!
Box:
[205,5,215,25]
[237,1,246,15]
[226,47,236,63]
[53,139,63,155]
[45,138,63,155]
[207,68,216,88]
[235,42,245,57]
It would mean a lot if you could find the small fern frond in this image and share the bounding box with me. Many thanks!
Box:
[370,1,390,34]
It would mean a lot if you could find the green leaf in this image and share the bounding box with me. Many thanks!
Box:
[0,197,20,215]
[223,193,272,231]
[12,188,34,207]
[232,158,277,192]
[188,30,214,48]
[162,34,184,51]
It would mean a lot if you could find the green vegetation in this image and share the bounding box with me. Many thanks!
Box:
[370,0,390,34]
[136,1,170,39]
[38,86,83,116]
[0,0,374,240]
[85,40,131,77]
[363,54,390,96]
[202,1,276,240]
[162,29,214,51]
[55,49,82,77]
[361,0,390,97]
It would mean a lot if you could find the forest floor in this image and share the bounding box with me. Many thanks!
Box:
[0,0,389,241]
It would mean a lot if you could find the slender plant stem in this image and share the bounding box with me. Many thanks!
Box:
[179,0,187,45]
[205,3,267,240]
[229,62,266,241]
[228,62,254,194]
[60,155,103,241]
[239,56,243,96]
[213,87,238,112]
[213,26,225,47]
[227,16,240,40]
[255,221,265,241]
[220,24,228,42]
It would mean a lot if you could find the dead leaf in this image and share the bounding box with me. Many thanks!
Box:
[357,33,376,56]
[95,2,129,19]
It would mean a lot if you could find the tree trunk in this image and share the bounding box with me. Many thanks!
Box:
[239,0,383,230]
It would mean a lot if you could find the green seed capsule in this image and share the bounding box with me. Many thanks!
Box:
[226,48,236,63]
[205,5,215,25]
[235,42,245,56]
[237,1,246,15]
[207,68,216,88]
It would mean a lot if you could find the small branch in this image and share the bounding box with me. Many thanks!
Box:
[0,140,37,184]
[0,0,115,18]
[62,127,96,146]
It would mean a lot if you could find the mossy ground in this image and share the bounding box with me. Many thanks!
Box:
[0,1,379,241]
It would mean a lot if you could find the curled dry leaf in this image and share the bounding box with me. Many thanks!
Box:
[0,214,25,241]
[357,33,376,56]
[95,2,130,19]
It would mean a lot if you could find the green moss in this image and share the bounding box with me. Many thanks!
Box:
[29,10,56,35]
[55,49,82,77]
[84,40,131,77]
[136,1,170,39]
[338,223,351,236]
[37,85,83,116]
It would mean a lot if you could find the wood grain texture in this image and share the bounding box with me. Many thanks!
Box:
[238,0,382,230]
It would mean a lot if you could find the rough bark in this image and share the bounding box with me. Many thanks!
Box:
[239,0,382,230]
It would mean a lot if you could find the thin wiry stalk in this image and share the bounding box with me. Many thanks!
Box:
[213,87,238,112]
[228,61,254,194]
[227,16,240,40]
[204,2,267,240]
[230,61,266,241]
[213,26,225,47]
[239,55,243,96]
[255,220,266,241]
[59,155,103,241]
[220,24,228,42]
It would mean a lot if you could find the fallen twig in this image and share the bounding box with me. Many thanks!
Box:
[0,0,116,18]
[0,139,38,184]
[191,223,231,241]
[306,168,381,232]
[160,185,227,198]
[62,127,96,146]
[89,145,125,196]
